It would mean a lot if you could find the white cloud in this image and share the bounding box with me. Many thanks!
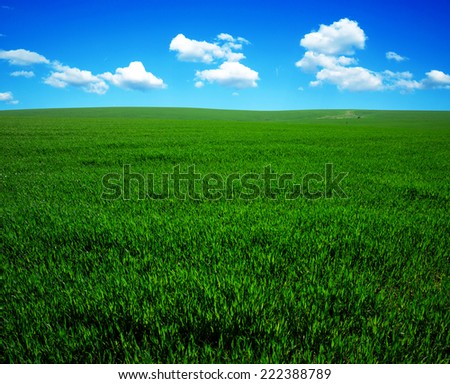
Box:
[232,92,239,96]
[0,91,13,101]
[386,51,407,62]
[382,70,420,92]
[195,61,259,89]
[44,62,109,94]
[171,32,257,89]
[217,33,234,42]
[296,18,450,93]
[313,66,383,91]
[237,37,250,44]
[383,70,450,92]
[224,51,245,62]
[0,48,49,65]
[101,61,166,90]
[169,33,246,63]
[296,51,356,72]
[296,19,376,91]
[383,70,413,79]
[2,48,166,96]
[10,70,35,78]
[0,91,18,104]
[170,34,227,63]
[300,18,366,55]
[382,70,450,92]
[421,70,450,89]
[392,79,422,92]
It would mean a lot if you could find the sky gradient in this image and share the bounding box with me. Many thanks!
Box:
[1,0,450,110]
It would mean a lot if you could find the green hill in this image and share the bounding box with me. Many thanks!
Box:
[1,106,449,122]
[2,108,449,363]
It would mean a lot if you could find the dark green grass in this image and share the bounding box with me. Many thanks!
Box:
[1,108,449,363]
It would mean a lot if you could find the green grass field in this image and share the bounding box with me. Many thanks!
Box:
[1,108,449,363]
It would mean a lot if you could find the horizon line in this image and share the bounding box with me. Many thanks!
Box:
[1,106,450,113]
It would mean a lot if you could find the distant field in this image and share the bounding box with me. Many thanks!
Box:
[2,108,449,363]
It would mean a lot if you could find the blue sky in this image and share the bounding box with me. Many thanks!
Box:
[1,0,449,110]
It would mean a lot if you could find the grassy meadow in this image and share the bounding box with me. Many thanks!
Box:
[1,108,449,363]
